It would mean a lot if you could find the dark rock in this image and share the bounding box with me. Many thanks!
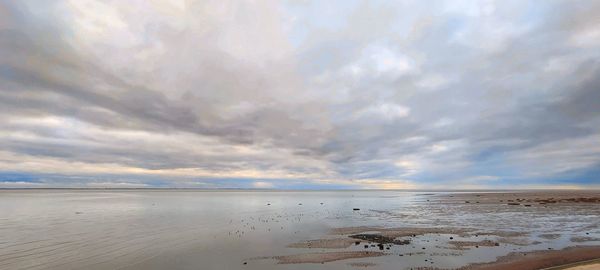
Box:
[350,234,411,245]
[353,208,360,211]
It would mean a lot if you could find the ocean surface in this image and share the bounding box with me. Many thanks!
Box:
[1,190,599,270]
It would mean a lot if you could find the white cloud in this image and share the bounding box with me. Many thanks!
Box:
[416,74,452,90]
[356,103,410,121]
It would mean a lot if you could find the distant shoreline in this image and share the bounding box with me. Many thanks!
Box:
[2,188,598,191]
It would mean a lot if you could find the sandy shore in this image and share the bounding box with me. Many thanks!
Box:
[560,263,600,270]
[460,246,600,270]
[274,191,600,269]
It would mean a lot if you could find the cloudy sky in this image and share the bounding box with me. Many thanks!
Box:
[1,0,599,189]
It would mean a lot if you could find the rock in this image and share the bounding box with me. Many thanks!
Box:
[353,208,360,211]
[350,234,411,245]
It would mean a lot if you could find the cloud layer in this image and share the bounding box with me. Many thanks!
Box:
[1,0,599,189]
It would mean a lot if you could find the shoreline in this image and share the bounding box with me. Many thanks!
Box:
[460,246,600,270]
[547,258,600,270]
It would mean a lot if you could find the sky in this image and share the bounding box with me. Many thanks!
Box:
[1,0,599,189]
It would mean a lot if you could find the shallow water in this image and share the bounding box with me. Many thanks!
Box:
[0,190,599,270]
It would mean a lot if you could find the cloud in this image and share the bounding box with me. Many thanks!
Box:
[0,0,599,188]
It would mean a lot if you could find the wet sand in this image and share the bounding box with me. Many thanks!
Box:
[560,261,600,270]
[274,251,385,264]
[460,246,600,270]
[266,191,600,269]
[564,265,600,270]
[1,190,598,269]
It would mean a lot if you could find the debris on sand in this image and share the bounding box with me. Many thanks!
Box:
[449,240,500,249]
[331,226,474,238]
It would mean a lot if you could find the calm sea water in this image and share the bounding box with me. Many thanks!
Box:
[1,190,598,270]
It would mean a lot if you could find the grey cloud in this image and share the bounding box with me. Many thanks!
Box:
[1,0,599,186]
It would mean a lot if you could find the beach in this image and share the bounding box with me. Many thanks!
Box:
[1,190,599,269]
